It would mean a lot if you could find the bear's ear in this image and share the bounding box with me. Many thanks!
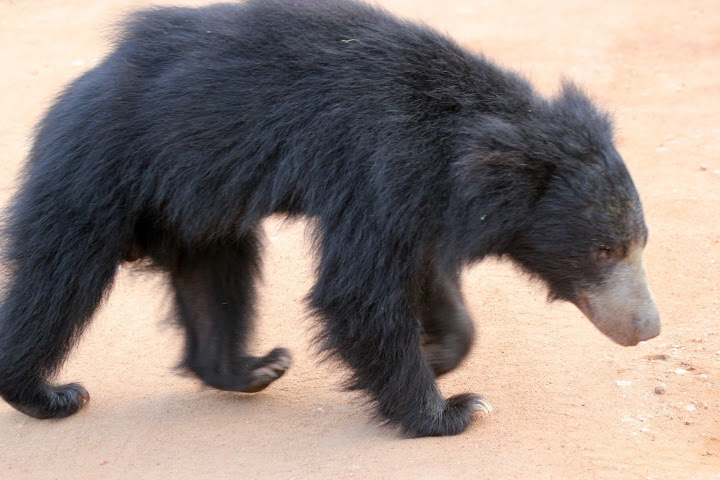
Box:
[556,80,597,111]
[552,80,615,142]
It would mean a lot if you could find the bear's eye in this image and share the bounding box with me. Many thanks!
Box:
[597,246,613,261]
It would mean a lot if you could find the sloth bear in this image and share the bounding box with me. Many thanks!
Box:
[0,0,660,437]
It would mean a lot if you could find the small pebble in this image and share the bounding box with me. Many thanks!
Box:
[616,380,632,387]
[654,383,666,394]
[674,369,689,375]
[684,404,696,412]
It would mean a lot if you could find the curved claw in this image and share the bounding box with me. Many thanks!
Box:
[472,397,492,415]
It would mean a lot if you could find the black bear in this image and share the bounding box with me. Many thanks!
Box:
[0,0,660,437]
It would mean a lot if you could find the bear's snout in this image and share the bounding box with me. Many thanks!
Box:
[575,246,660,346]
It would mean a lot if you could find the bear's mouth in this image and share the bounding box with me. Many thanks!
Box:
[574,245,660,346]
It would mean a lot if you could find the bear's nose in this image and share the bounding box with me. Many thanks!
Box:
[574,244,660,347]
[633,308,661,344]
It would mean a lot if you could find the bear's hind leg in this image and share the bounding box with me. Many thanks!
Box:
[421,271,475,376]
[0,209,128,419]
[169,230,291,393]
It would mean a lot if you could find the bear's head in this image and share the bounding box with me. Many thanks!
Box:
[456,82,660,346]
[509,154,661,346]
[509,83,660,346]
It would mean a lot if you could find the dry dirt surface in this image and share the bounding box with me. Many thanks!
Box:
[1,0,719,478]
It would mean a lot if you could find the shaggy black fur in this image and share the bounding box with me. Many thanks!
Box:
[0,0,648,437]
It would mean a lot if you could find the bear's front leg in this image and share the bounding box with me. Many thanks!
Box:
[313,297,490,437]
[420,270,475,376]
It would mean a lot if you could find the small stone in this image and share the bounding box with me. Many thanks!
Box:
[654,384,666,394]
[616,380,632,387]
[684,404,696,412]
[700,164,707,170]
[674,369,689,375]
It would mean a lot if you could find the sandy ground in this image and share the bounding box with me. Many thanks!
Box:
[0,0,718,478]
